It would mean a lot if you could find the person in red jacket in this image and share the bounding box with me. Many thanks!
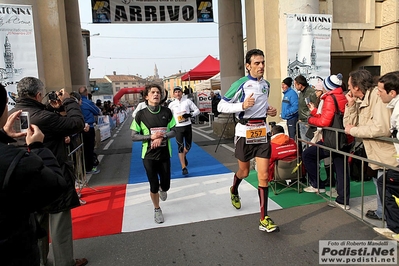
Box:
[268,125,297,181]
[302,73,354,210]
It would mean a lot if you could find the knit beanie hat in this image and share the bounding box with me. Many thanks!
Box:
[282,77,293,87]
[323,73,343,91]
[314,80,324,91]
[0,83,7,117]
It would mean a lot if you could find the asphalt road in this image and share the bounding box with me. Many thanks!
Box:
[69,114,397,266]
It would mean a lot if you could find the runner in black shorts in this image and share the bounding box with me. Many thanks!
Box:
[218,49,279,233]
[131,84,176,224]
[168,86,200,175]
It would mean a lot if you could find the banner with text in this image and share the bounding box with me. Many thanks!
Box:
[91,0,214,24]
[0,4,39,110]
[286,13,332,86]
[196,90,211,112]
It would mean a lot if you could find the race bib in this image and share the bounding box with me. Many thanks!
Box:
[151,127,167,147]
[176,110,188,123]
[245,122,267,144]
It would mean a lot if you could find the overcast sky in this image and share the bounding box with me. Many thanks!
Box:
[78,0,246,79]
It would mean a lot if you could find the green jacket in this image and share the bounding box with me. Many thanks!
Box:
[298,86,317,121]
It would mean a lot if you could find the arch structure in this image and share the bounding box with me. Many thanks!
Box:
[113,87,145,105]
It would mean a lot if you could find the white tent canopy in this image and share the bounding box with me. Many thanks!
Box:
[194,73,220,91]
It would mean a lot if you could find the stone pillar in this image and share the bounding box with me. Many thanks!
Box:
[245,0,319,124]
[214,0,244,139]
[3,0,85,93]
[35,0,73,92]
[65,0,89,92]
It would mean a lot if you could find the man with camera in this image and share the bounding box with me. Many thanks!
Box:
[11,77,87,266]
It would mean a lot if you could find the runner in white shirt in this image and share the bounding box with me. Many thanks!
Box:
[168,86,200,175]
[217,49,279,233]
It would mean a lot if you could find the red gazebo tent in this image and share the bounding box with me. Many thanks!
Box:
[181,55,220,81]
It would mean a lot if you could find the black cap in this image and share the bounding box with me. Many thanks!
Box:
[70,91,81,101]
[174,86,182,92]
[282,77,293,87]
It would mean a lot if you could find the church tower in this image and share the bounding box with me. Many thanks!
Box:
[4,36,14,78]
[311,39,316,68]
[154,64,159,79]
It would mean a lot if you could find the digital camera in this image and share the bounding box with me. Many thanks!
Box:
[48,91,62,101]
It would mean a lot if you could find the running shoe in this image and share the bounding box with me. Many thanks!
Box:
[304,186,325,193]
[182,168,189,175]
[86,167,100,175]
[154,208,164,224]
[373,227,399,241]
[159,188,167,201]
[259,216,279,233]
[335,201,350,210]
[230,186,241,209]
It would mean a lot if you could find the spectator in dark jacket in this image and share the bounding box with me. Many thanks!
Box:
[294,75,318,144]
[210,90,220,117]
[0,83,67,266]
[10,77,87,266]
[79,86,102,174]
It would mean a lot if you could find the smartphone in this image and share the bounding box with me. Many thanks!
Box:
[305,97,310,105]
[19,111,30,133]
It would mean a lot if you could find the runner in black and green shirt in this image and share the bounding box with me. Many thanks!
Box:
[131,84,176,224]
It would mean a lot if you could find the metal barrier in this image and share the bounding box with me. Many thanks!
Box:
[67,133,87,194]
[296,121,399,228]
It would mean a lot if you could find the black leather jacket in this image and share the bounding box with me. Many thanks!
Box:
[0,130,67,264]
[10,97,85,213]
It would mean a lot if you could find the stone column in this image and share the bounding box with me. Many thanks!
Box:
[65,0,89,92]
[35,0,73,91]
[245,0,319,123]
[214,0,244,138]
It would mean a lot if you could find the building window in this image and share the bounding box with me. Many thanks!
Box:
[124,82,128,85]
[116,87,120,91]
[115,82,120,85]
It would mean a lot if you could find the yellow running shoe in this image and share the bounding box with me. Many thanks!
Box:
[230,186,241,209]
[259,216,280,233]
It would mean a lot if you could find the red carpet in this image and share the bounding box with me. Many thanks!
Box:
[72,185,126,240]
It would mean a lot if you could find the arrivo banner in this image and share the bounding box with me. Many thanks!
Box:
[91,0,214,23]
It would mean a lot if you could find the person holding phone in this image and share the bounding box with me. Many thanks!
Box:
[0,83,68,266]
[302,74,354,211]
[294,75,317,147]
[10,77,88,266]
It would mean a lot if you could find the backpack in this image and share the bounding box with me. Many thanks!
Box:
[322,94,347,150]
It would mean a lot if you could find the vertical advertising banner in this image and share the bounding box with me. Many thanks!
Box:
[286,14,332,86]
[91,0,214,24]
[196,90,211,112]
[0,4,39,110]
